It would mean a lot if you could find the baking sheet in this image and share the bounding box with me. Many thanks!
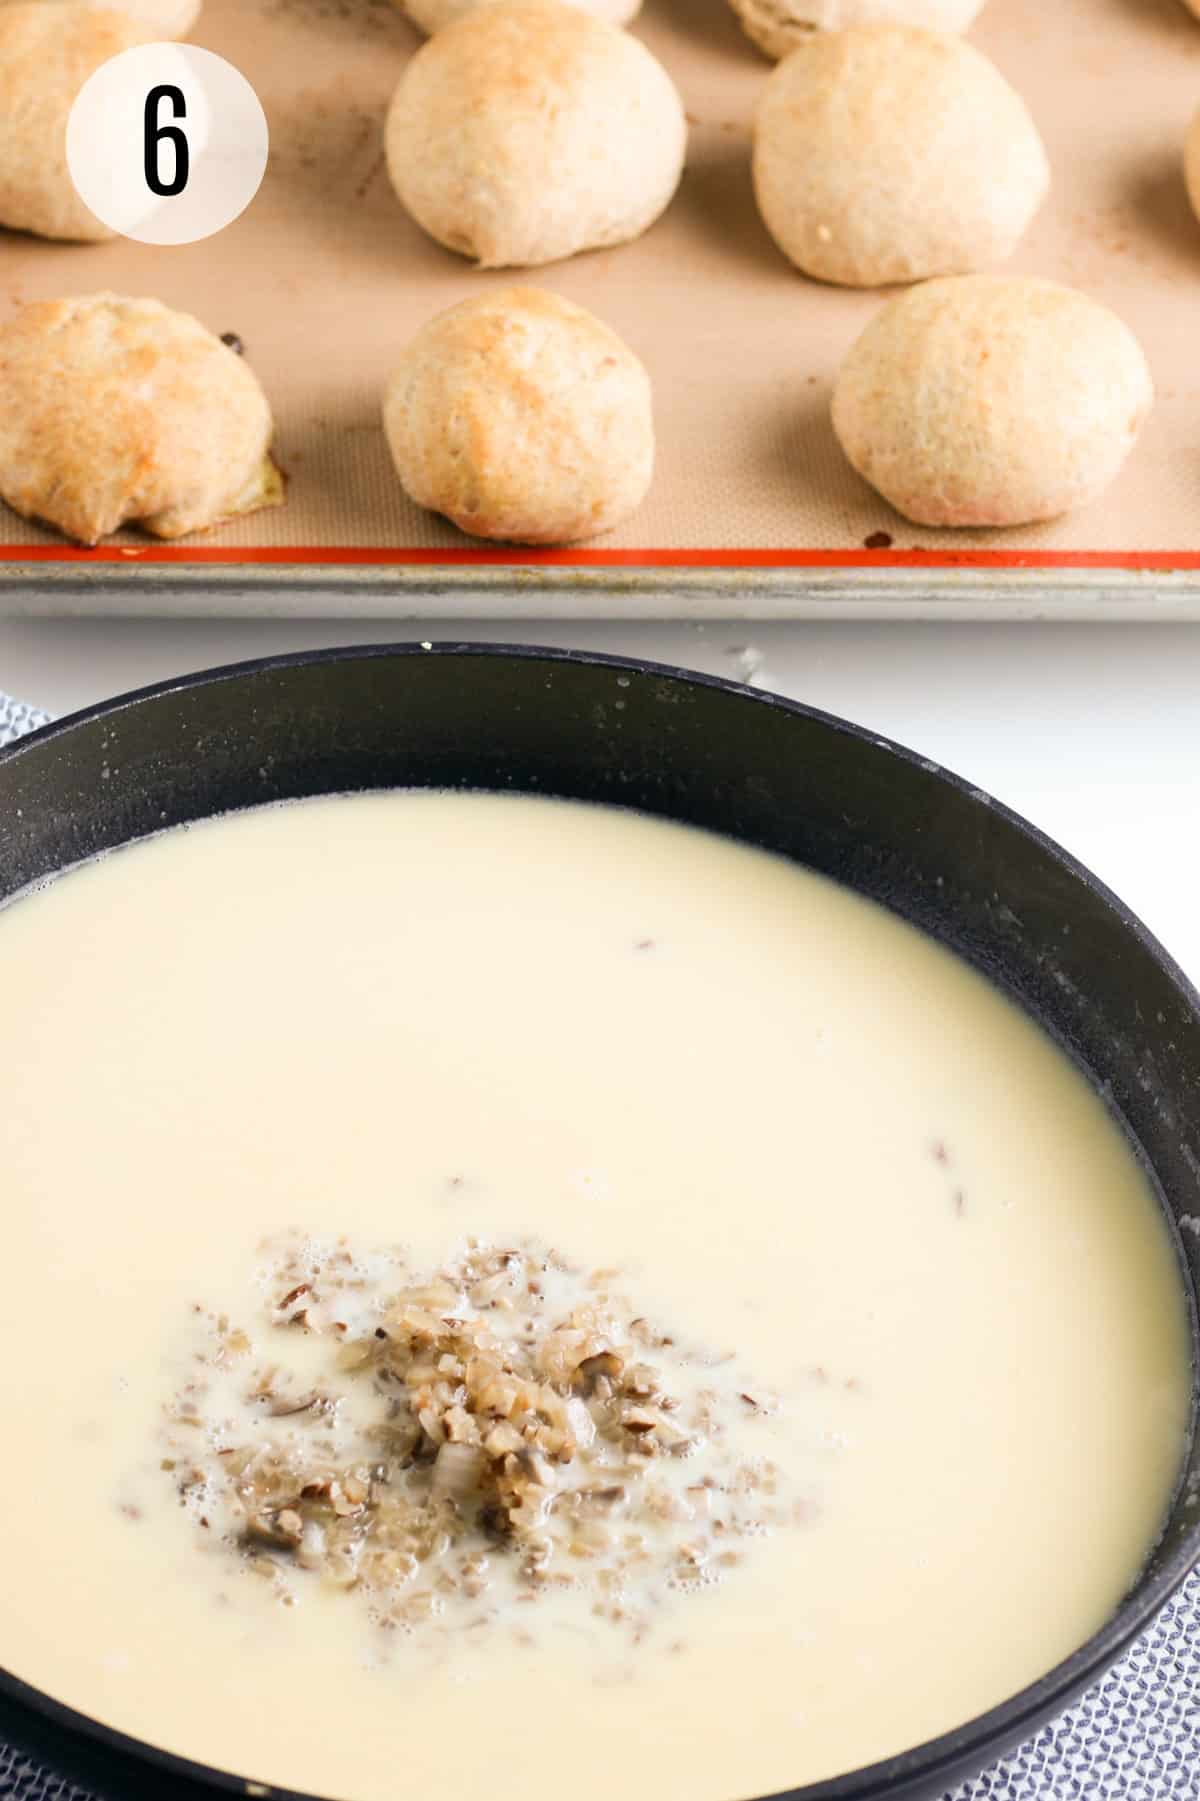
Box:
[3,0,1200,613]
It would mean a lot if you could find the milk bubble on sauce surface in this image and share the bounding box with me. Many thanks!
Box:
[0,791,1188,1801]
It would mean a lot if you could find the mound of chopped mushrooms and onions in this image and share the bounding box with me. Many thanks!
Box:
[160,1237,809,1648]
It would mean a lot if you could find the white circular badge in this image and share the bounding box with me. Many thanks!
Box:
[66,44,268,246]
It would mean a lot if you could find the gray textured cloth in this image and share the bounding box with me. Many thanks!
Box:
[0,691,50,747]
[0,687,1196,1801]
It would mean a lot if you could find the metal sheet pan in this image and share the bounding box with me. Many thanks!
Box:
[4,0,1200,616]
[3,562,1200,622]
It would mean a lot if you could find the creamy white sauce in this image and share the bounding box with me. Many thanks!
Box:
[0,790,1188,1801]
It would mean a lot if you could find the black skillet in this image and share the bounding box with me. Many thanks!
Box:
[0,642,1196,1801]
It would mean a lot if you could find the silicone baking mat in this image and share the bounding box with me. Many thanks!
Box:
[2,0,1200,594]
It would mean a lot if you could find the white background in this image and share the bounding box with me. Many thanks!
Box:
[2,615,1198,984]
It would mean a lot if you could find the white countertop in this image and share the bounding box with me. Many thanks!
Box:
[3,614,1199,985]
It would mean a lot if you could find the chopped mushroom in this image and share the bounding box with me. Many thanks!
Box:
[165,1234,791,1644]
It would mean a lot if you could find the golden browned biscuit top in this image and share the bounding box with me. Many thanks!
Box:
[728,0,985,61]
[831,276,1153,528]
[395,0,639,32]
[0,293,282,545]
[0,5,182,241]
[384,286,654,544]
[385,0,686,268]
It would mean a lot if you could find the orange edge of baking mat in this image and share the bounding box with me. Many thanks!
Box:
[3,547,1200,571]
